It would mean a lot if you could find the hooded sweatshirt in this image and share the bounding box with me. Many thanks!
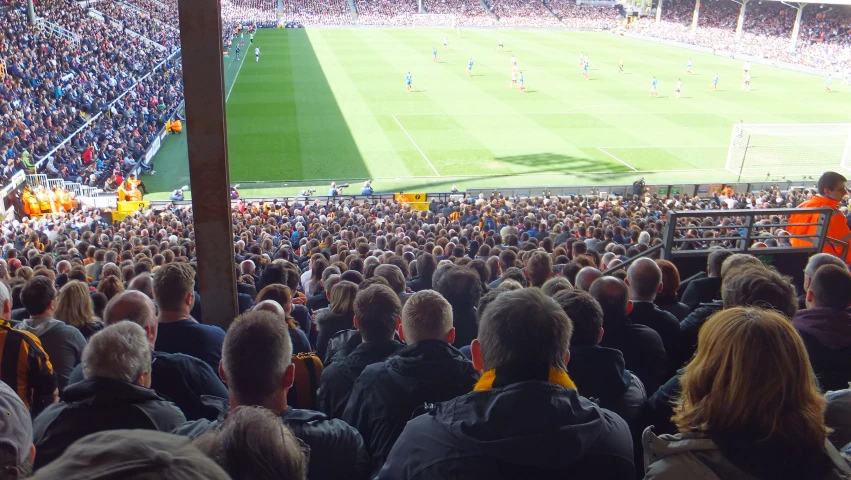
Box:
[794,307,851,391]
[569,345,646,425]
[17,318,86,392]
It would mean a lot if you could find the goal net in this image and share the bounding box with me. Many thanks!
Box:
[412,13,456,28]
[725,123,851,178]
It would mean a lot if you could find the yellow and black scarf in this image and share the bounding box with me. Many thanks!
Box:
[474,362,576,391]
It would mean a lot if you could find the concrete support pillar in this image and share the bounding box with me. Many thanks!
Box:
[789,4,805,52]
[735,0,748,41]
[418,0,423,13]
[27,0,36,26]
[656,0,663,23]
[639,0,647,16]
[690,0,700,38]
[177,0,238,329]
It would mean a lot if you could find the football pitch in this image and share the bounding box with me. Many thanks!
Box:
[144,28,851,199]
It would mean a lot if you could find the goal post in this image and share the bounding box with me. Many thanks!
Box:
[725,123,851,180]
[412,13,456,28]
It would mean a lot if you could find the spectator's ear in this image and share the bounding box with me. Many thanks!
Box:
[396,320,405,343]
[564,350,571,367]
[806,289,815,305]
[353,316,360,330]
[657,282,664,294]
[445,327,455,346]
[283,363,295,390]
[218,362,227,385]
[597,328,605,344]
[626,300,634,316]
[471,339,484,372]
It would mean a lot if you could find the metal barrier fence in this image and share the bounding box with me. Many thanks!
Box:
[37,18,81,46]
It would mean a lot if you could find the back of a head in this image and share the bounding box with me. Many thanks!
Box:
[152,263,195,312]
[656,259,680,298]
[804,252,848,278]
[540,276,573,297]
[677,307,826,451]
[588,277,629,321]
[374,264,405,294]
[193,406,306,480]
[719,253,763,278]
[722,266,797,318]
[526,250,553,287]
[82,321,151,383]
[31,430,230,480]
[574,267,602,292]
[354,284,400,343]
[255,284,291,309]
[809,264,851,310]
[401,290,453,345]
[707,249,734,277]
[434,266,482,309]
[626,257,662,301]
[478,288,572,371]
[21,276,55,316]
[222,310,292,406]
[552,289,603,347]
[253,300,285,318]
[128,273,154,299]
[329,280,358,316]
[103,290,157,328]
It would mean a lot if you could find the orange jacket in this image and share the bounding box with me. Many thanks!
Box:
[788,195,851,264]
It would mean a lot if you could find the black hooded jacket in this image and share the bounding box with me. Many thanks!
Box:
[568,345,646,425]
[376,380,634,480]
[341,340,479,476]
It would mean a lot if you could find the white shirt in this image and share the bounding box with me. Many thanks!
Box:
[255,48,260,55]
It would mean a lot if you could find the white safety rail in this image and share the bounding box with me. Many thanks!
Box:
[37,18,81,47]
[119,1,180,31]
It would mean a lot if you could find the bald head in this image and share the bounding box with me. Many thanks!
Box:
[128,272,154,299]
[56,260,72,274]
[103,290,158,349]
[589,277,630,321]
[575,267,603,292]
[241,260,255,275]
[253,300,285,317]
[626,257,662,301]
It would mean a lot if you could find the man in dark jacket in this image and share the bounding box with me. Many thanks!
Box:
[680,248,732,310]
[799,253,848,310]
[589,277,668,394]
[33,322,186,469]
[434,265,482,349]
[343,290,479,476]
[377,288,634,480]
[173,310,369,480]
[67,291,228,421]
[794,264,851,391]
[625,258,680,369]
[316,285,405,419]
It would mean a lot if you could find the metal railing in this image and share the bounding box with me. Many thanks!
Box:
[37,18,81,47]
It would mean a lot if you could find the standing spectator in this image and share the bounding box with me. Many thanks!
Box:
[54,281,104,340]
[589,277,668,394]
[434,266,482,349]
[644,307,850,479]
[174,310,370,480]
[378,288,634,479]
[794,264,851,391]
[152,263,225,370]
[316,285,405,419]
[17,277,87,392]
[625,258,681,367]
[654,260,691,320]
[32,322,186,469]
[789,171,851,264]
[344,290,478,476]
[314,280,358,362]
[680,249,733,310]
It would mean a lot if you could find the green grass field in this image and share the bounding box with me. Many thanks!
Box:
[144,28,851,199]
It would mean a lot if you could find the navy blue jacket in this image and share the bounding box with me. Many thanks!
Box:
[376,380,634,480]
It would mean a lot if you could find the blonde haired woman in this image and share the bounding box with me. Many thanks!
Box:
[55,281,104,339]
[644,307,851,479]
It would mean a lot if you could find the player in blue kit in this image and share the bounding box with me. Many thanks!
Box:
[432,47,438,62]
[686,58,692,75]
[466,58,473,76]
[650,76,659,97]
[825,74,832,93]
[582,61,589,80]
[711,73,719,91]
[518,71,525,92]
[406,72,412,92]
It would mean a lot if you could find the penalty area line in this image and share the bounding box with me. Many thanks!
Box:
[597,147,638,172]
[392,114,441,177]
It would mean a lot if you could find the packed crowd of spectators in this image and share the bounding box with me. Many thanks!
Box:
[221,0,278,27]
[97,0,181,52]
[354,0,419,26]
[424,0,495,26]
[546,0,620,29]
[489,0,560,28]
[629,0,851,72]
[123,0,179,27]
[1,172,851,479]
[281,0,354,26]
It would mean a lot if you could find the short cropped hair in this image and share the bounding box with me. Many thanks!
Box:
[82,321,151,383]
[354,285,400,342]
[553,289,603,347]
[541,276,573,297]
[722,266,797,318]
[21,276,55,315]
[374,264,406,294]
[401,290,453,344]
[810,264,851,310]
[478,288,572,371]
[222,310,293,405]
[153,263,195,311]
[526,251,553,287]
[435,266,482,310]
[818,171,847,197]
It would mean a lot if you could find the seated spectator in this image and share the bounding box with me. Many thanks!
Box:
[315,280,358,362]
[825,389,851,450]
[33,322,186,469]
[344,289,478,476]
[316,284,405,419]
[17,277,87,392]
[66,290,228,421]
[407,253,436,292]
[374,264,411,306]
[307,270,339,311]
[54,280,104,340]
[193,406,307,480]
[589,277,668,394]
[794,264,851,391]
[252,300,311,355]
[0,379,35,478]
[800,253,848,310]
[31,430,230,480]
[174,310,369,480]
[680,249,733,310]
[378,288,634,479]
[152,263,225,370]
[0,319,57,415]
[574,266,603,292]
[526,250,553,288]
[653,259,691,320]
[625,258,681,368]
[434,266,482,349]
[643,307,850,479]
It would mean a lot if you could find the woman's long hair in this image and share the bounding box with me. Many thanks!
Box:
[329,281,357,316]
[256,284,298,330]
[55,281,97,328]
[674,307,828,451]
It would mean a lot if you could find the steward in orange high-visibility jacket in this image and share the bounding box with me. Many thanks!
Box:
[788,171,851,265]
